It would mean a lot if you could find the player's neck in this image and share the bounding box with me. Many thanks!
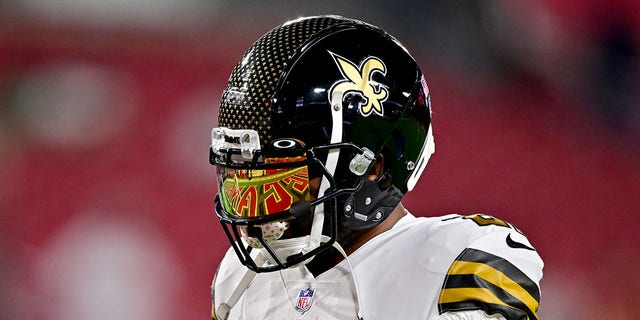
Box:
[305,203,407,277]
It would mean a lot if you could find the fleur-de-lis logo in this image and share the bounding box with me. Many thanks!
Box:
[328,52,388,117]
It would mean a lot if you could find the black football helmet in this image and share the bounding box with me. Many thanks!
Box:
[210,15,434,272]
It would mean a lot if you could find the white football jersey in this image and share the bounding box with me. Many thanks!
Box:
[211,213,543,320]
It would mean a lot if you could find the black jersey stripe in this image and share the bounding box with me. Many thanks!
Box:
[445,260,539,313]
[441,274,537,320]
[439,284,538,320]
[438,248,540,320]
[454,248,540,301]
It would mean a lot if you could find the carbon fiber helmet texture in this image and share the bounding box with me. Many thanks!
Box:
[218,16,346,144]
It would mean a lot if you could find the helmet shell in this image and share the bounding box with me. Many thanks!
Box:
[218,15,432,194]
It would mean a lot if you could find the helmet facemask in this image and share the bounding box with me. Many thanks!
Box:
[210,127,376,272]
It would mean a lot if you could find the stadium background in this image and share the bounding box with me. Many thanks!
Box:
[1,1,639,319]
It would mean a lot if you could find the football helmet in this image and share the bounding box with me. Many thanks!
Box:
[210,15,434,272]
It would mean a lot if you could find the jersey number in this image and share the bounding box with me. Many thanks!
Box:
[459,214,524,235]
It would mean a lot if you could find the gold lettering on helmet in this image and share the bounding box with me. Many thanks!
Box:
[328,52,388,117]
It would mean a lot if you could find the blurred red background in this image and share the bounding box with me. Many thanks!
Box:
[1,1,639,319]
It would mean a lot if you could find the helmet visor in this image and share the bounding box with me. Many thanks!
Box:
[217,164,311,218]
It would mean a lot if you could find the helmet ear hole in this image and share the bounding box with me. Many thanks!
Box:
[342,177,402,230]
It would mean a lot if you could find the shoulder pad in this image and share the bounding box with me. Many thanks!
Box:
[438,215,543,320]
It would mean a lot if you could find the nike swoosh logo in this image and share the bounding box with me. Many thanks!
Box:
[506,233,535,251]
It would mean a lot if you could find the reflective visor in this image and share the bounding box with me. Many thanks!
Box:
[218,165,311,218]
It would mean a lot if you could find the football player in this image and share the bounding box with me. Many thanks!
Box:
[208,15,543,320]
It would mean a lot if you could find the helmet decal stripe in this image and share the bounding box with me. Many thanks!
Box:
[309,81,345,248]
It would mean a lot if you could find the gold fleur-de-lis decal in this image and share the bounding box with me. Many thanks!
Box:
[328,52,388,117]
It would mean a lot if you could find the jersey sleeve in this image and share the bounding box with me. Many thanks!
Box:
[437,215,544,320]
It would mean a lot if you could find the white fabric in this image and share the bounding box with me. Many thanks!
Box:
[437,310,507,320]
[212,213,543,320]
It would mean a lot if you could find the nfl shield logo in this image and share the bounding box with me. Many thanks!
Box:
[295,288,316,314]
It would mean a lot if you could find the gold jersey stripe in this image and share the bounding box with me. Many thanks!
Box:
[444,260,538,315]
[439,287,531,319]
